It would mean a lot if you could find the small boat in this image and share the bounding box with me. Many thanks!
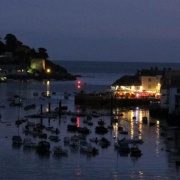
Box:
[91,111,101,118]
[118,126,128,134]
[89,137,99,143]
[15,118,27,125]
[149,122,156,126]
[117,142,130,154]
[24,104,36,111]
[71,116,77,123]
[142,116,148,124]
[23,138,38,148]
[87,121,93,126]
[12,135,23,146]
[83,119,89,124]
[64,136,70,144]
[79,141,99,155]
[49,135,60,142]
[130,144,142,157]
[119,130,128,135]
[95,126,108,135]
[98,137,111,148]
[98,119,105,126]
[111,117,118,124]
[119,137,144,144]
[86,115,92,120]
[64,94,69,100]
[118,126,123,131]
[69,139,79,147]
[107,125,113,129]
[36,141,50,155]
[53,146,68,156]
[45,126,60,134]
[77,134,86,140]
[51,128,60,134]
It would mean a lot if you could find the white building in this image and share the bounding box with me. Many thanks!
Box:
[160,75,180,114]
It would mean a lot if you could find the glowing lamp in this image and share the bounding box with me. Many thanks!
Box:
[46,68,51,73]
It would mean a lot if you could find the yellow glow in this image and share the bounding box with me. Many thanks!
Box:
[46,80,50,96]
[46,68,51,73]
[113,123,118,138]
[45,107,49,112]
[42,59,45,70]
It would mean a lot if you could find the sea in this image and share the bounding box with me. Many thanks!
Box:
[0,61,180,180]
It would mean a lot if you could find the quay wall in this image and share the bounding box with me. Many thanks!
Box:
[75,94,160,108]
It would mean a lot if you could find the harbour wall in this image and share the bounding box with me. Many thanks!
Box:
[75,93,160,109]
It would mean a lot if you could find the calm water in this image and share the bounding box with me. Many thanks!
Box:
[0,61,180,180]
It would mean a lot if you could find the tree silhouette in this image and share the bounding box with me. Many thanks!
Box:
[0,37,5,54]
[4,33,22,53]
[37,47,48,59]
[1,33,49,60]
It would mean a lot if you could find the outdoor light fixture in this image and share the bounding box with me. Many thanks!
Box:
[46,68,51,73]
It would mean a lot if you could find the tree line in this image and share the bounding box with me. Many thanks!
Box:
[0,33,49,64]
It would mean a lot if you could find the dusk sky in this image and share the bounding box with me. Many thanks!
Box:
[1,0,180,62]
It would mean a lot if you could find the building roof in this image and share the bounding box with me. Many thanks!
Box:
[112,75,141,86]
[137,68,163,76]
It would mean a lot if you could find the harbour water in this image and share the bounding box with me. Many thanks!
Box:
[0,61,180,179]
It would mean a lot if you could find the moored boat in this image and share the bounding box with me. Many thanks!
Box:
[12,135,23,146]
[36,141,50,155]
[119,137,144,144]
[48,135,60,142]
[130,144,142,157]
[53,146,68,156]
[23,138,38,148]
[79,141,99,155]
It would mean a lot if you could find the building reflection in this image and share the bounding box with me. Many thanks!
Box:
[46,80,50,96]
[113,107,149,140]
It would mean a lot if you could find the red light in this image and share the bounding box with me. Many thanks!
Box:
[77,80,81,89]
[76,117,80,127]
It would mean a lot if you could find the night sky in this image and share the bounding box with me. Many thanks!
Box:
[1,0,180,62]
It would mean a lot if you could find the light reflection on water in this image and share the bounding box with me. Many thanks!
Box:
[0,81,180,179]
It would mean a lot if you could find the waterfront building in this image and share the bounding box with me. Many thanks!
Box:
[111,67,163,98]
[161,75,180,114]
[160,69,180,113]
[30,58,45,72]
